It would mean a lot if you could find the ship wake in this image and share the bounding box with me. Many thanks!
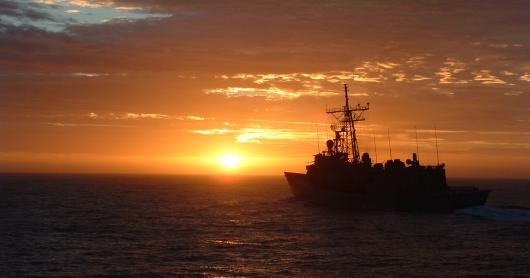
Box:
[456,206,530,222]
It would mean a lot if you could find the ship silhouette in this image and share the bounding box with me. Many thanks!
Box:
[285,84,490,211]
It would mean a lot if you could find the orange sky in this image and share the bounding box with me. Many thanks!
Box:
[0,1,529,178]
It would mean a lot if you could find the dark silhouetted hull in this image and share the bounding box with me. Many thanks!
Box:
[285,172,490,211]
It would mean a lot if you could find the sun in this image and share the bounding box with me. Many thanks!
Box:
[218,154,242,169]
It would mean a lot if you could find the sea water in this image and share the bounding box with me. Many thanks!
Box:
[1,174,529,276]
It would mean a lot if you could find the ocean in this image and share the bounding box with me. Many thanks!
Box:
[1,174,530,277]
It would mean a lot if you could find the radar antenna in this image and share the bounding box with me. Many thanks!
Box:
[326,84,369,163]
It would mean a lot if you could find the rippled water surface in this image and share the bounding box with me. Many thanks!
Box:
[1,174,530,277]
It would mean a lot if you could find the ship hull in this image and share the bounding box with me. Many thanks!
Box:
[285,172,490,212]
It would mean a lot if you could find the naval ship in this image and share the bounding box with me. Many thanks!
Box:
[284,85,490,211]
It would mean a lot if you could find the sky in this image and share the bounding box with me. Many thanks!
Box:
[0,0,529,178]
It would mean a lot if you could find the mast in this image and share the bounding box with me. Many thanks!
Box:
[326,84,369,163]
[434,125,440,165]
[415,126,419,162]
[388,128,393,160]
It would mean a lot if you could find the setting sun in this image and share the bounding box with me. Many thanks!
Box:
[218,154,242,169]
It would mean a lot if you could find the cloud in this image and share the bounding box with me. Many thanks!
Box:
[412,74,431,81]
[488,43,524,49]
[5,0,171,33]
[70,72,108,77]
[0,0,56,21]
[115,6,142,11]
[235,128,314,144]
[33,0,113,8]
[122,113,169,119]
[488,43,511,49]
[436,58,468,84]
[189,127,317,144]
[205,56,529,102]
[84,112,213,121]
[503,91,523,96]
[189,129,233,135]
[473,70,506,85]
[47,122,132,127]
[85,112,170,119]
[406,56,426,68]
[249,119,330,126]
[0,71,116,78]
[186,116,205,121]
[204,86,339,100]
[410,129,467,134]
[1,1,528,82]
[393,72,407,82]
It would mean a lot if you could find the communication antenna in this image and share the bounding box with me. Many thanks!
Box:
[316,126,320,153]
[387,128,393,160]
[434,125,440,166]
[415,126,420,162]
[372,128,378,163]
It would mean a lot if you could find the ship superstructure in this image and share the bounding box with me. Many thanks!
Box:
[325,84,369,163]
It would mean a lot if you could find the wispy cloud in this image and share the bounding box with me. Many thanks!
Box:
[86,112,213,121]
[436,58,468,84]
[249,119,330,126]
[215,68,392,86]
[209,54,529,101]
[204,87,338,100]
[122,113,169,119]
[520,73,530,82]
[46,122,133,128]
[186,116,205,121]
[412,74,431,81]
[487,43,523,49]
[23,0,172,32]
[473,70,506,84]
[393,72,407,82]
[115,6,142,11]
[405,56,427,68]
[0,71,124,78]
[407,128,467,134]
[235,128,316,144]
[33,0,113,9]
[70,72,109,77]
[189,127,318,144]
[459,140,530,149]
[190,129,234,135]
